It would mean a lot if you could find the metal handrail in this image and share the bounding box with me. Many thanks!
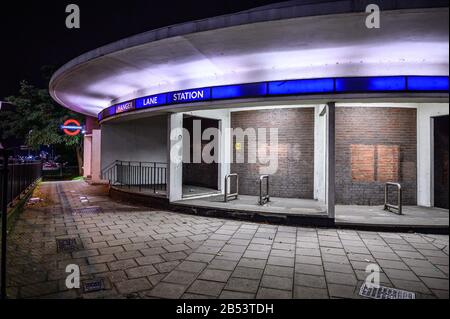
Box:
[259,175,270,206]
[101,160,167,175]
[101,161,119,177]
[101,160,168,194]
[384,182,402,215]
[1,150,42,299]
[0,157,42,209]
[224,173,239,202]
[115,160,166,165]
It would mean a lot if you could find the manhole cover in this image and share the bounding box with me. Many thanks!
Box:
[82,279,105,293]
[56,238,79,253]
[359,283,416,299]
[72,206,103,215]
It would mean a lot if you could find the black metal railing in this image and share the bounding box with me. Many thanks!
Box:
[102,161,168,194]
[0,152,42,209]
[1,149,42,299]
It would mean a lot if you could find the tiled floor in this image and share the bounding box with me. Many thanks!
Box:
[177,195,326,215]
[4,181,449,299]
[176,195,449,227]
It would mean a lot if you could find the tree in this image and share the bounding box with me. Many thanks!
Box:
[0,79,84,175]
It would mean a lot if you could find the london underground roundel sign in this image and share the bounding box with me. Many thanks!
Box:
[61,119,82,136]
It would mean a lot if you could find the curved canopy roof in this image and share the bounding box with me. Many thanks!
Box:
[50,0,449,117]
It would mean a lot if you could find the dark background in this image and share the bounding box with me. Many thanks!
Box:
[0,0,285,100]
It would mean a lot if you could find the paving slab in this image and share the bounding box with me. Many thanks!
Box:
[6,181,449,300]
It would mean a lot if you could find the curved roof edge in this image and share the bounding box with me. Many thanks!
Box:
[97,75,450,123]
[100,92,449,125]
[50,0,449,86]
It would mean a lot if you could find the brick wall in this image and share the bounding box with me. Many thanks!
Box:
[336,107,417,205]
[231,108,315,199]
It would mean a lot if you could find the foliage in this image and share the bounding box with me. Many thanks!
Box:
[0,80,83,150]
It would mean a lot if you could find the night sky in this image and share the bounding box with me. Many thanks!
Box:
[0,0,284,100]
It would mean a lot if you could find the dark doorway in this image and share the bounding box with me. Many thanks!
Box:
[434,115,449,209]
[183,115,220,197]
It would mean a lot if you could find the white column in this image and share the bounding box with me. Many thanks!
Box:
[209,110,231,193]
[326,103,336,219]
[83,135,92,178]
[219,113,231,194]
[314,105,327,203]
[168,113,184,202]
[91,129,102,183]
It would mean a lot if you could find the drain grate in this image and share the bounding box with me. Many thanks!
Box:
[56,238,79,253]
[72,206,103,215]
[359,283,416,299]
[82,279,105,293]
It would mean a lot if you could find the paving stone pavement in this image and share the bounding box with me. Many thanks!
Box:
[4,181,449,299]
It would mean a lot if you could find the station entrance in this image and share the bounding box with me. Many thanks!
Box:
[182,115,221,198]
[434,115,449,209]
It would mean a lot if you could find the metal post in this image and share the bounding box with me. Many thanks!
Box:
[224,174,239,202]
[9,163,13,206]
[119,161,123,186]
[384,185,388,209]
[259,178,262,204]
[259,175,270,205]
[18,164,22,199]
[384,182,403,215]
[1,150,10,299]
[154,163,157,194]
[225,176,228,202]
[128,162,131,189]
[139,162,142,192]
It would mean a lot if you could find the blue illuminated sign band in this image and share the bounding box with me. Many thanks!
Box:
[407,76,449,91]
[335,76,407,92]
[115,100,135,114]
[169,88,211,104]
[136,94,167,109]
[100,76,449,121]
[212,83,268,99]
[269,78,335,95]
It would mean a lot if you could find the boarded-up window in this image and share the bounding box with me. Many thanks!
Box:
[377,145,400,182]
[351,145,375,182]
[351,144,400,182]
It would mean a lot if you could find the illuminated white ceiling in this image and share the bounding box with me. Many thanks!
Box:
[50,6,449,116]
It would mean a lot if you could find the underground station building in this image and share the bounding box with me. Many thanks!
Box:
[50,0,449,232]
